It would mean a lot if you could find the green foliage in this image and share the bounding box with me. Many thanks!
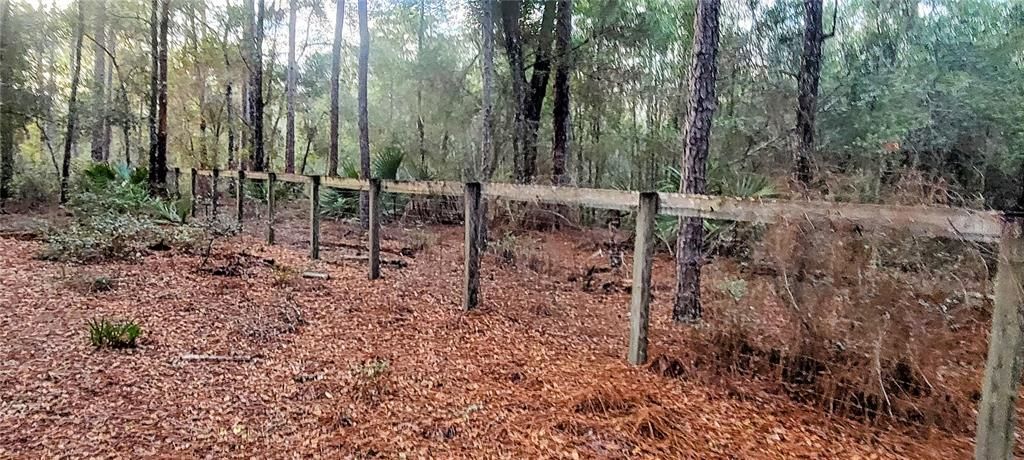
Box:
[321,189,359,218]
[87,318,142,349]
[373,146,405,180]
[41,213,158,263]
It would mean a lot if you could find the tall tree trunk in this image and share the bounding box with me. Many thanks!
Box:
[285,0,297,173]
[673,0,722,324]
[416,0,425,168]
[522,0,556,182]
[357,0,370,229]
[61,0,86,204]
[498,0,527,183]
[249,0,266,171]
[0,0,10,210]
[551,0,572,185]
[188,7,208,167]
[227,84,235,168]
[104,32,115,162]
[795,0,824,188]
[476,0,496,248]
[151,0,170,195]
[328,0,345,177]
[147,0,159,187]
[90,0,107,163]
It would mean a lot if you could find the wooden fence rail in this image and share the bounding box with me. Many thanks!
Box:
[181,168,1018,458]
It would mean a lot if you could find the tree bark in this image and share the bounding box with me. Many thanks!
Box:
[499,0,528,183]
[551,0,572,185]
[522,0,556,182]
[146,0,159,189]
[285,0,297,173]
[328,0,345,177]
[151,0,170,195]
[104,32,115,163]
[249,0,266,171]
[90,0,107,163]
[673,0,722,324]
[227,84,235,168]
[416,0,426,168]
[474,0,497,249]
[0,0,10,210]
[795,0,824,188]
[357,0,370,229]
[61,0,86,204]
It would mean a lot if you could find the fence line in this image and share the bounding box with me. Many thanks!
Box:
[178,167,1019,457]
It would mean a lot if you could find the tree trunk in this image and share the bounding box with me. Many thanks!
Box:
[357,0,370,229]
[104,32,115,162]
[328,0,345,177]
[0,0,10,210]
[522,0,556,182]
[551,0,572,185]
[250,0,266,171]
[285,0,297,173]
[476,0,496,248]
[673,0,721,324]
[61,0,86,204]
[146,0,159,189]
[90,0,107,163]
[151,0,170,195]
[498,0,528,183]
[416,0,426,168]
[227,84,235,168]
[795,0,824,188]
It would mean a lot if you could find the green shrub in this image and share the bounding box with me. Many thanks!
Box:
[87,318,142,349]
[41,213,159,262]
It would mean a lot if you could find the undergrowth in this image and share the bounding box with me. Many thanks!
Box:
[87,318,142,349]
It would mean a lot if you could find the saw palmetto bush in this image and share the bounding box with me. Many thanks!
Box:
[87,318,142,349]
[654,162,778,257]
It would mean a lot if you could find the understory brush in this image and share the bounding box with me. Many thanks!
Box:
[87,318,142,349]
[687,221,993,434]
[39,163,213,263]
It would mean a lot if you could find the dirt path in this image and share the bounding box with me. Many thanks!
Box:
[0,213,974,458]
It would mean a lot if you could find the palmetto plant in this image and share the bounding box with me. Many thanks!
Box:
[324,147,407,218]
[655,161,778,255]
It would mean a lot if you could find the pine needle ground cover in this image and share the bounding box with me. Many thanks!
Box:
[0,209,979,458]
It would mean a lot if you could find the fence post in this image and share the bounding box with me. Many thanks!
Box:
[369,178,382,280]
[236,170,245,227]
[266,172,276,245]
[628,192,659,365]
[463,182,482,310]
[189,168,198,218]
[309,175,321,260]
[211,168,220,217]
[976,217,1024,459]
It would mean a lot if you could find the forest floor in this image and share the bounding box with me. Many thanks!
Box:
[0,205,978,459]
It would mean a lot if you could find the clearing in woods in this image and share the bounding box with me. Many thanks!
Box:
[0,208,975,458]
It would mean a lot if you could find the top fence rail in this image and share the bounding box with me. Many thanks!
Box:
[190,169,1004,242]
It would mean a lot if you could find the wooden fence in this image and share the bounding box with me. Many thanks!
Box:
[177,167,1017,459]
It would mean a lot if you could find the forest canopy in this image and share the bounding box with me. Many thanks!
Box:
[0,0,1022,209]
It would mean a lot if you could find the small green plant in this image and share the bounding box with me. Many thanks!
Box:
[87,318,142,349]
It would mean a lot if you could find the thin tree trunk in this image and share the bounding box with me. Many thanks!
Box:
[357,0,370,229]
[476,0,496,248]
[61,0,87,204]
[551,0,572,185]
[416,0,426,167]
[104,33,115,162]
[499,0,528,183]
[0,0,10,210]
[152,0,170,195]
[673,0,721,324]
[522,0,556,182]
[328,0,345,177]
[285,0,297,173]
[90,0,107,163]
[227,84,235,168]
[147,0,159,188]
[250,0,266,171]
[795,0,824,188]
[188,6,208,168]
